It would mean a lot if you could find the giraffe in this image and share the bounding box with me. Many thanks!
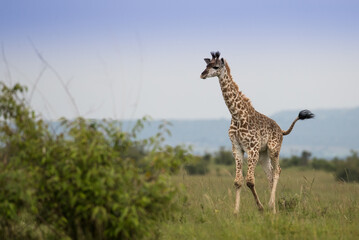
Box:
[200,51,314,214]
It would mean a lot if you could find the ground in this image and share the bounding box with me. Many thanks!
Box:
[159,167,359,240]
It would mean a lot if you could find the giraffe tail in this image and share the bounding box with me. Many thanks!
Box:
[282,110,315,136]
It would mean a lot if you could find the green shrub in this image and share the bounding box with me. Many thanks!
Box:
[0,82,190,239]
[311,158,335,172]
[184,155,209,175]
[214,147,233,165]
[280,150,359,183]
[0,166,37,239]
[334,151,359,182]
[281,151,311,168]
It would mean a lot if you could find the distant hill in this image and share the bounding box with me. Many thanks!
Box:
[124,107,359,158]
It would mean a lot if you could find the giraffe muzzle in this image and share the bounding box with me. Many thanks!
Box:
[200,71,208,79]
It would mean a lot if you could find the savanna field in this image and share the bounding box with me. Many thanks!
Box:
[1,83,358,240]
[3,1,359,238]
[159,167,359,240]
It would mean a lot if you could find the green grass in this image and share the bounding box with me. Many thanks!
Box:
[158,167,359,240]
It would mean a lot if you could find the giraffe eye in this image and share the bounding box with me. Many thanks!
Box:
[213,66,219,70]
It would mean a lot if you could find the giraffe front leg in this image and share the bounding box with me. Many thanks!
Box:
[232,142,244,215]
[246,151,264,211]
[229,133,244,215]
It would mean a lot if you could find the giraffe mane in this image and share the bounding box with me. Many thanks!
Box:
[224,60,253,108]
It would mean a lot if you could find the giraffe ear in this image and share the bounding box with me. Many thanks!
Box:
[221,58,225,65]
[204,58,211,64]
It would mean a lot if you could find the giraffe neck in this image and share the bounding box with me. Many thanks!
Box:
[218,62,254,121]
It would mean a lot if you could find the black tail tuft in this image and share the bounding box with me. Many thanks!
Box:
[298,109,315,120]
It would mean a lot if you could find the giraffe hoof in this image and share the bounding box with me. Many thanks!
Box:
[258,205,264,212]
[268,203,276,213]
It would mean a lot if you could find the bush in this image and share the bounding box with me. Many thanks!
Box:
[0,82,190,239]
[280,149,359,183]
[311,158,335,172]
[334,151,359,182]
[280,156,301,168]
[281,151,311,168]
[184,155,210,175]
[0,167,37,239]
[214,147,233,165]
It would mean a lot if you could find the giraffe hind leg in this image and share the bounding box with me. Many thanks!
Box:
[246,150,264,211]
[259,150,273,189]
[268,148,281,213]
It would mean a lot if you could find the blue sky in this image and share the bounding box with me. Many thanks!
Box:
[1,0,359,119]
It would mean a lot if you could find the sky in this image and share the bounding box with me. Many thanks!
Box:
[1,0,359,120]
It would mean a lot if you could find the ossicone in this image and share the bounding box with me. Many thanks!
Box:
[210,51,221,59]
[215,51,220,58]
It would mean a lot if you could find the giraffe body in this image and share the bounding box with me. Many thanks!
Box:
[200,51,314,214]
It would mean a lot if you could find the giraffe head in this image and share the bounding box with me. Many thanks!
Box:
[200,51,225,79]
